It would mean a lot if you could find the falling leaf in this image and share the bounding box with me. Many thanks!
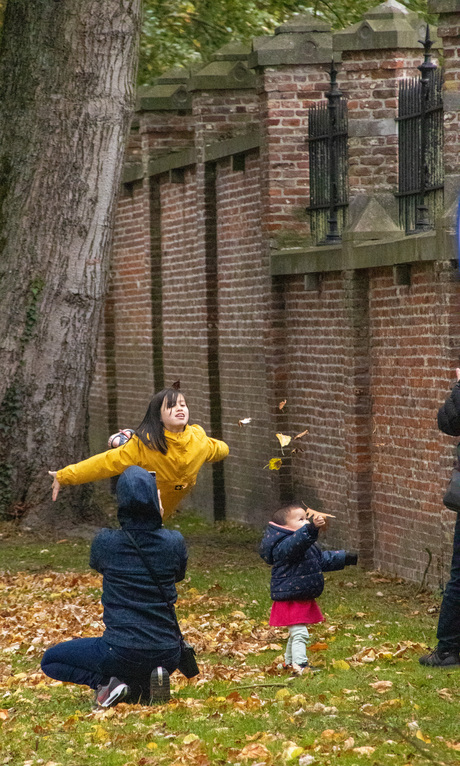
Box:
[293,428,309,439]
[276,433,292,447]
[265,458,282,470]
[238,417,252,427]
[279,399,287,410]
[171,379,181,389]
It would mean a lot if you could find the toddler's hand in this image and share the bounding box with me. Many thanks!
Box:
[312,514,326,529]
[344,552,358,566]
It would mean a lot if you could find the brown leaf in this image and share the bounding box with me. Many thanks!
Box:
[171,380,181,390]
[293,428,309,440]
[278,399,287,410]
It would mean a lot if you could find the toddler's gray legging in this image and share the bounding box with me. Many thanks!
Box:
[285,624,310,666]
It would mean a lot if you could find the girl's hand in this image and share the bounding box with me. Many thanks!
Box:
[456,368,460,382]
[48,471,61,501]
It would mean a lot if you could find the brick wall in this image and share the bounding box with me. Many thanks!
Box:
[89,3,460,583]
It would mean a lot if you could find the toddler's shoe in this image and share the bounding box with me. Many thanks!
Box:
[292,661,321,675]
[96,677,129,708]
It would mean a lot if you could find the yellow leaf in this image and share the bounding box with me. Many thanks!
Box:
[146,742,158,749]
[183,733,200,744]
[283,743,304,760]
[276,433,292,447]
[415,730,431,744]
[93,725,110,743]
[275,688,291,700]
[332,659,350,671]
[268,458,282,470]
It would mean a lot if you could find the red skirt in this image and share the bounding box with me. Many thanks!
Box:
[269,599,324,627]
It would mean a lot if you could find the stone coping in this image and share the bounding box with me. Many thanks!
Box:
[270,229,456,275]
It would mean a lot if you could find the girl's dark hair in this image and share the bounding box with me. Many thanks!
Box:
[135,388,187,454]
[271,504,299,526]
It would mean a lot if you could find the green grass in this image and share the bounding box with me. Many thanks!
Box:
[1,511,460,766]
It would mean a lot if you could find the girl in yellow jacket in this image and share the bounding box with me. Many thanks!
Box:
[49,387,229,520]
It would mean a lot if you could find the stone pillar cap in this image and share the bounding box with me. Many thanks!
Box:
[334,0,441,51]
[136,74,192,112]
[211,42,253,61]
[248,11,334,68]
[188,55,255,91]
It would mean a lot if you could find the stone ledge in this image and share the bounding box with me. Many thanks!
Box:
[270,230,456,275]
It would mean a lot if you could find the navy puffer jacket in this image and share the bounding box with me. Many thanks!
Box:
[90,466,187,650]
[260,522,346,601]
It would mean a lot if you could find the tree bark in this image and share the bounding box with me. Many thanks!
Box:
[0,0,141,530]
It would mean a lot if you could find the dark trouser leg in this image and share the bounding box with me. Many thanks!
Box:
[41,638,182,695]
[41,637,111,690]
[437,513,460,653]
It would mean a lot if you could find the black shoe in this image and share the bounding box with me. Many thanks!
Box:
[96,676,130,707]
[149,666,170,704]
[419,647,460,668]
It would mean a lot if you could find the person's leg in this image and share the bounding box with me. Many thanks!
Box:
[41,638,111,690]
[420,514,460,666]
[288,625,310,667]
[284,634,293,666]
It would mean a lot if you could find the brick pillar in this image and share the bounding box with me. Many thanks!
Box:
[249,13,334,250]
[334,1,440,235]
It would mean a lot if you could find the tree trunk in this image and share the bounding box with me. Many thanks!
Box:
[0,0,141,530]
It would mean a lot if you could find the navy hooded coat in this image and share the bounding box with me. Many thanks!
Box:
[260,521,346,601]
[90,466,188,650]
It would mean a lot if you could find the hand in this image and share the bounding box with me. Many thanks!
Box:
[158,489,164,518]
[456,368,460,383]
[48,471,61,501]
[312,514,326,529]
[345,552,358,566]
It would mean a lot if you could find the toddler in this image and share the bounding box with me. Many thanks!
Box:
[260,504,357,674]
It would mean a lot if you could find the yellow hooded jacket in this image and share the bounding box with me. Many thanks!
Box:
[56,425,229,519]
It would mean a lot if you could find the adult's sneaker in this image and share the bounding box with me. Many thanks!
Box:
[419,647,460,668]
[96,677,130,707]
[149,666,170,704]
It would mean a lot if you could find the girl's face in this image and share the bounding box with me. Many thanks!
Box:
[160,394,189,433]
[285,507,308,531]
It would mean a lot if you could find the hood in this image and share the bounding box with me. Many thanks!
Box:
[117,466,162,528]
[259,522,293,565]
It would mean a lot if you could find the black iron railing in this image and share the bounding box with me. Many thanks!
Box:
[396,26,444,234]
[307,61,348,246]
